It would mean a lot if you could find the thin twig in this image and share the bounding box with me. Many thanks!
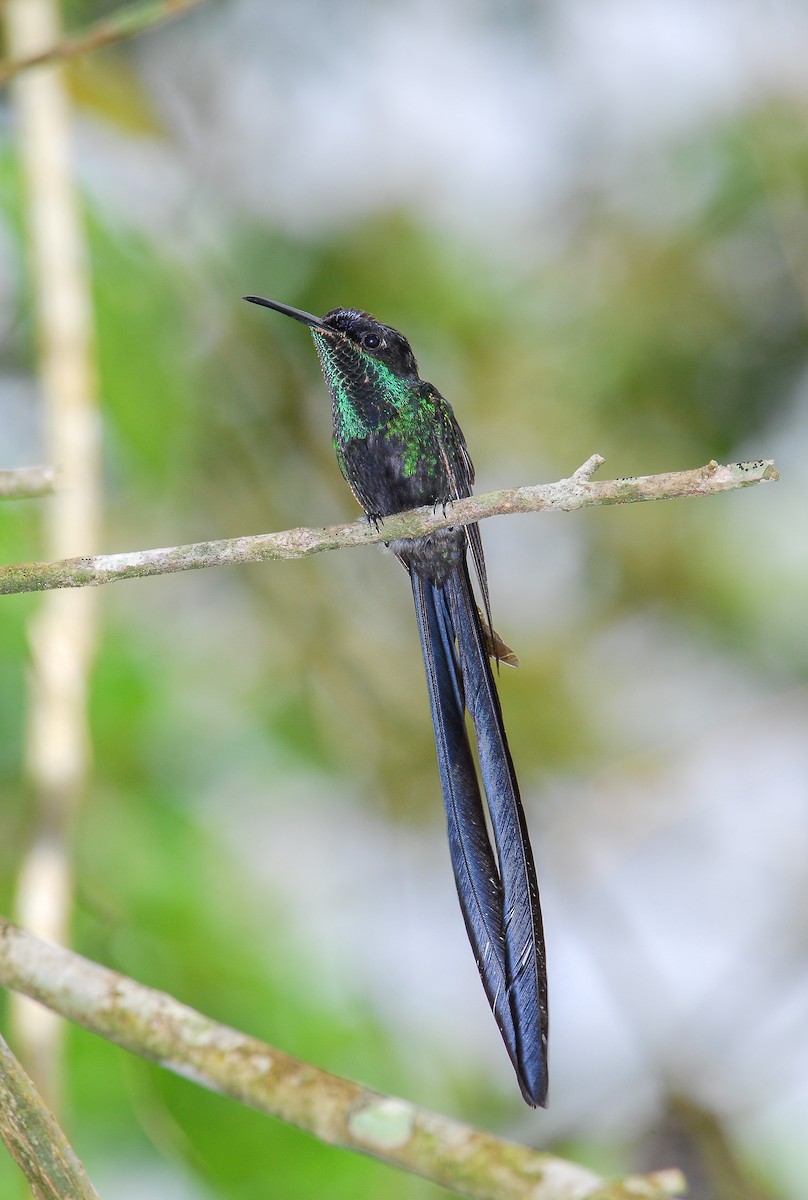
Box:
[0,466,56,499]
[0,918,685,1200]
[0,1031,101,1200]
[0,0,211,87]
[0,456,779,597]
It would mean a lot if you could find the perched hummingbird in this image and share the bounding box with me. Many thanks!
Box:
[244,295,548,1106]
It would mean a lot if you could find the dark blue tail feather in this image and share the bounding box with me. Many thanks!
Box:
[411,563,548,1106]
[411,573,518,1057]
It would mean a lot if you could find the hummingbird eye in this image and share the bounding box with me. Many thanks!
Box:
[361,331,381,350]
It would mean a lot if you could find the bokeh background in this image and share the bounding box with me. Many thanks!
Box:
[2,2,808,1197]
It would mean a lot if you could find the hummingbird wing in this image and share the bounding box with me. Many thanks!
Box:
[421,384,491,622]
[424,383,512,666]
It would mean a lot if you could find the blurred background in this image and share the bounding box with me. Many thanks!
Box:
[1,1,807,1197]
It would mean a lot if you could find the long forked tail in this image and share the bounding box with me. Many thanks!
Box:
[410,561,548,1106]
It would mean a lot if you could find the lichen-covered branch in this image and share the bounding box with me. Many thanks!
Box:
[0,1031,101,1200]
[0,466,56,499]
[0,918,685,1200]
[0,456,779,597]
[0,0,211,86]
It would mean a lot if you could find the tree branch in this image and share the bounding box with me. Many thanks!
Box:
[0,0,211,87]
[0,918,685,1200]
[0,456,779,597]
[0,1031,101,1199]
[0,466,56,499]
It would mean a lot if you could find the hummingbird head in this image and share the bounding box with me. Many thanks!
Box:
[243,296,419,382]
[319,308,419,380]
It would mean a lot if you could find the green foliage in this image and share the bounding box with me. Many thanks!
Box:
[90,216,199,489]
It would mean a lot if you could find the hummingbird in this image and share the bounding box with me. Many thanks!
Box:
[244,295,548,1106]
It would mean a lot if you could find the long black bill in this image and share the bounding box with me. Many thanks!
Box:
[243,295,331,332]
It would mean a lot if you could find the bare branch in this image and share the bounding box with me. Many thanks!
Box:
[0,918,685,1200]
[0,0,211,87]
[0,466,56,499]
[0,1030,101,1200]
[0,456,779,597]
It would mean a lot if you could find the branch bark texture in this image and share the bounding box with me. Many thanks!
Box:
[0,919,685,1200]
[0,1031,100,1200]
[0,456,779,597]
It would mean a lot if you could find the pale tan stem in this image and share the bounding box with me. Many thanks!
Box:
[5,0,101,1113]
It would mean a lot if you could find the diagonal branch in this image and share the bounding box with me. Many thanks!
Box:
[0,466,56,499]
[0,1031,100,1200]
[0,456,779,597]
[0,918,685,1200]
[0,0,211,87]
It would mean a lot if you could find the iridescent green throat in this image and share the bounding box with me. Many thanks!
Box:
[314,334,422,477]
